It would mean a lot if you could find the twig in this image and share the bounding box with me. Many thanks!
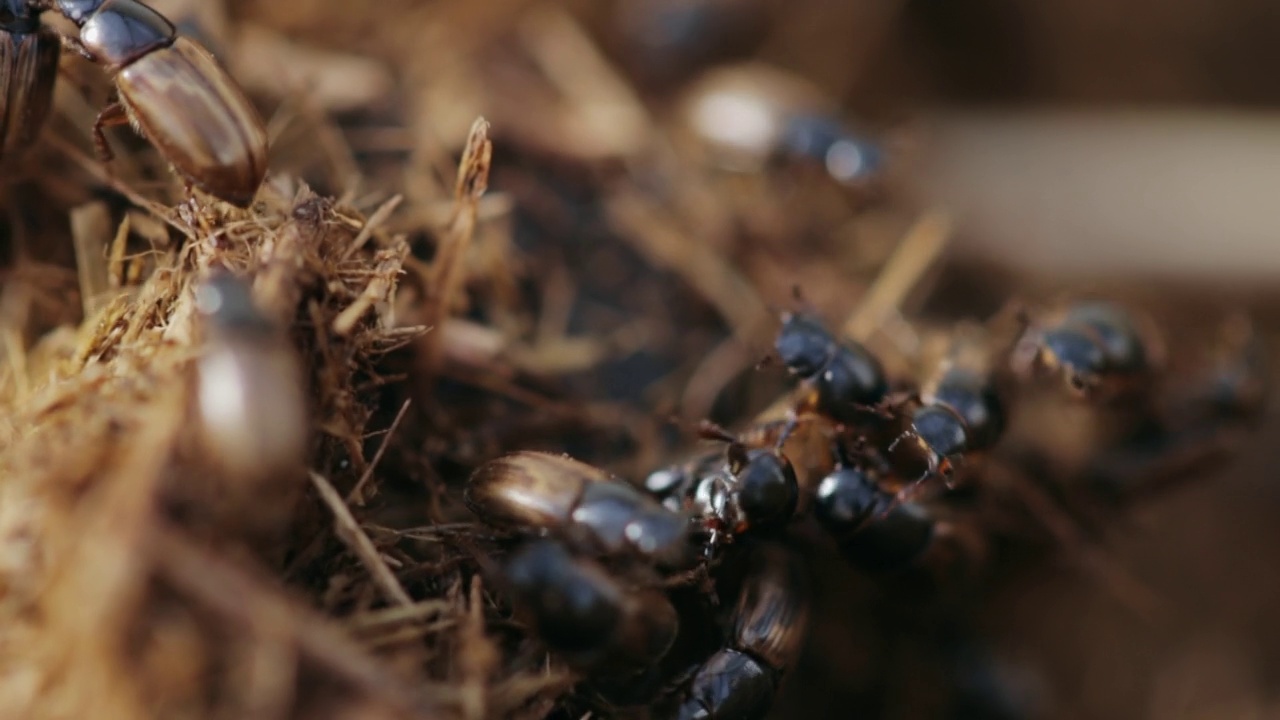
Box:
[309,471,414,607]
[70,202,117,318]
[608,189,771,344]
[333,241,410,335]
[151,524,423,716]
[841,208,951,341]
[344,600,450,630]
[342,194,404,260]
[518,6,650,158]
[348,398,413,505]
[459,574,498,720]
[420,117,492,369]
[44,133,195,240]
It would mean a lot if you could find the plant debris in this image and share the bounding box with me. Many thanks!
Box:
[0,2,1275,720]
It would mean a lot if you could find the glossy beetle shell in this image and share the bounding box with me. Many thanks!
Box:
[844,501,936,574]
[117,37,267,207]
[503,540,679,673]
[672,543,808,720]
[676,649,774,720]
[731,449,799,530]
[775,313,889,422]
[1064,301,1148,373]
[466,450,693,567]
[78,0,173,68]
[813,465,936,574]
[730,543,808,671]
[911,405,970,461]
[466,451,597,530]
[646,444,798,552]
[0,23,59,167]
[1012,299,1165,401]
[930,367,1006,451]
[774,313,834,377]
[815,342,890,422]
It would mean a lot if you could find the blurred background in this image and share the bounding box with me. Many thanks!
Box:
[130,0,1280,717]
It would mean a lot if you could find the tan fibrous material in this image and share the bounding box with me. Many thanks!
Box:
[0,165,567,718]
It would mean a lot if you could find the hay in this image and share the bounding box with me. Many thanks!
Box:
[0,100,566,717]
[0,2,1270,720]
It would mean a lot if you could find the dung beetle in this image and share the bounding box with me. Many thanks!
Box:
[812,461,987,585]
[0,0,60,167]
[502,539,680,675]
[679,62,884,187]
[1011,299,1162,402]
[775,312,890,425]
[665,542,809,720]
[813,463,936,574]
[33,0,268,207]
[644,420,799,555]
[467,450,695,569]
[888,328,1008,488]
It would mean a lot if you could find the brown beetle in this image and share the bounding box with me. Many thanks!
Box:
[0,0,61,167]
[467,450,695,569]
[37,0,268,207]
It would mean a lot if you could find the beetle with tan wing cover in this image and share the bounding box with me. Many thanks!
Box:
[28,0,269,207]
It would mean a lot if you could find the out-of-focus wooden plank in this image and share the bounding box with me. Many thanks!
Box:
[913,111,1280,281]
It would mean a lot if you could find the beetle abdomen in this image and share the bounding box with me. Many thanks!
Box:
[0,26,60,166]
[117,37,267,207]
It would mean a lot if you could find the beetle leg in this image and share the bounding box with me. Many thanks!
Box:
[92,102,129,165]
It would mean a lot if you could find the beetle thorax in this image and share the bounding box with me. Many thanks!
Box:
[75,0,175,69]
[55,0,105,24]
